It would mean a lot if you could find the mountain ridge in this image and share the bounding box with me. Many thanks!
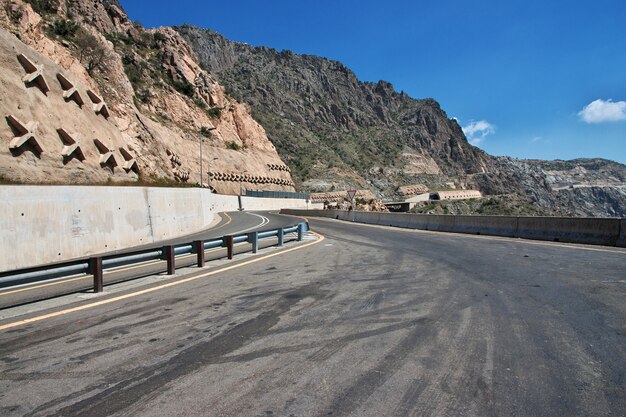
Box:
[177,24,626,217]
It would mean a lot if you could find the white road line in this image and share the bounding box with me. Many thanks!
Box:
[237,212,270,233]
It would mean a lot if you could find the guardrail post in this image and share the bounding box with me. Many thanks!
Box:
[164,245,175,275]
[297,223,304,241]
[226,235,234,259]
[194,240,205,267]
[89,257,103,293]
[248,232,259,254]
[277,227,284,247]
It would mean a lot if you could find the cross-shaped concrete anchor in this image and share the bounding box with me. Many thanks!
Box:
[119,147,138,173]
[86,90,110,119]
[5,114,43,153]
[56,73,84,106]
[17,54,50,94]
[93,138,116,166]
[57,128,85,161]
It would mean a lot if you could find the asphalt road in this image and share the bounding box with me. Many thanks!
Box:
[0,211,300,308]
[0,215,625,416]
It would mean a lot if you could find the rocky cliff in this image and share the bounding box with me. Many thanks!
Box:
[0,0,295,194]
[178,26,626,217]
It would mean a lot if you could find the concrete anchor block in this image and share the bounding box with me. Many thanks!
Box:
[17,54,49,94]
[56,73,84,106]
[86,90,110,119]
[5,115,43,154]
[119,147,139,173]
[93,138,117,167]
[57,128,85,161]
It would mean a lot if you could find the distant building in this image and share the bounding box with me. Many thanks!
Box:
[385,190,482,212]
[430,190,482,201]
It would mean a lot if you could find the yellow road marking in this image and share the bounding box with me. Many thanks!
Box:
[209,212,233,231]
[0,232,324,331]
[311,216,626,255]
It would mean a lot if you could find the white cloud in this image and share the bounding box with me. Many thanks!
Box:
[530,136,542,143]
[462,120,495,145]
[578,99,626,123]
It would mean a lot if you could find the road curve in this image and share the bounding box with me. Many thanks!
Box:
[0,216,624,416]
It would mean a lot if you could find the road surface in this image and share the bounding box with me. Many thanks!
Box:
[0,215,625,416]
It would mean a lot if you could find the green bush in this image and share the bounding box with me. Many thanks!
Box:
[124,62,142,86]
[206,107,222,119]
[225,141,242,151]
[153,32,167,43]
[136,88,152,103]
[193,98,207,109]
[50,18,79,38]
[26,0,59,15]
[173,80,194,97]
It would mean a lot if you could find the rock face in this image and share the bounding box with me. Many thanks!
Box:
[178,25,626,217]
[0,0,295,194]
[177,26,490,187]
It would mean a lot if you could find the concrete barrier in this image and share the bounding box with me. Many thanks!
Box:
[0,185,315,273]
[618,219,626,248]
[281,209,624,247]
[451,215,518,237]
[516,216,620,246]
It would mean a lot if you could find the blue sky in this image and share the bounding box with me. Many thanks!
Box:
[120,0,626,164]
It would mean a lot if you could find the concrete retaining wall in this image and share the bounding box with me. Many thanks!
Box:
[0,185,318,272]
[281,209,624,247]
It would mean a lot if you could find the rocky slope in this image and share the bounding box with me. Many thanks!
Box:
[0,0,295,194]
[178,26,626,217]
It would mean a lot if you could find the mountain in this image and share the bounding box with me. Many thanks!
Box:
[0,0,624,216]
[0,0,295,194]
[177,26,626,217]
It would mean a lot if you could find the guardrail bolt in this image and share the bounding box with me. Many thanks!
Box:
[89,257,103,293]
[278,227,284,247]
[164,245,175,275]
[194,240,205,267]
[226,235,234,260]
[248,231,259,254]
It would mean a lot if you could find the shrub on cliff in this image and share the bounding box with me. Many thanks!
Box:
[50,18,79,38]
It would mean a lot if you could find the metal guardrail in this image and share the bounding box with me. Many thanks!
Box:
[0,222,309,294]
